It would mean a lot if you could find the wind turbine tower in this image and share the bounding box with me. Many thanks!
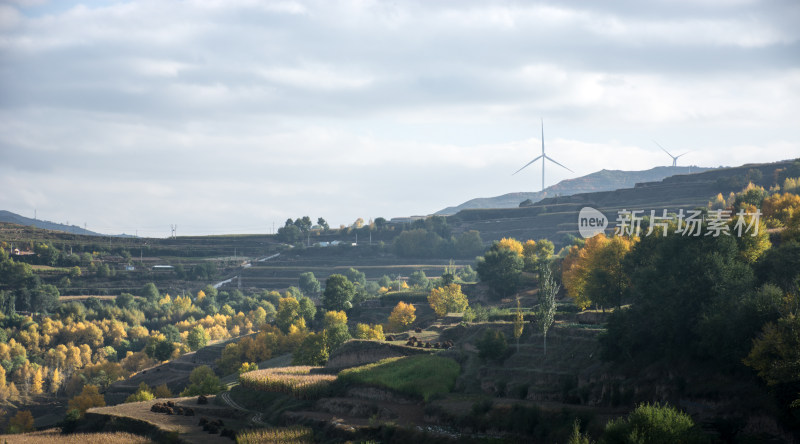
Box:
[513,119,573,191]
[654,141,688,167]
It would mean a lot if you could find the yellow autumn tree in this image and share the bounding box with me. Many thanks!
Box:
[354,323,385,341]
[562,234,636,310]
[7,382,20,402]
[708,193,727,210]
[387,302,416,332]
[763,192,800,227]
[50,367,62,395]
[68,384,105,417]
[513,299,524,352]
[428,284,469,317]
[30,366,43,395]
[7,410,35,434]
[0,366,8,402]
[496,237,524,257]
[323,310,348,329]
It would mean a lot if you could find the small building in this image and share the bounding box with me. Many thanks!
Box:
[152,265,174,271]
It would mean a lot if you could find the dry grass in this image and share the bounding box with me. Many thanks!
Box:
[59,295,117,301]
[236,426,314,444]
[0,429,154,443]
[239,366,335,399]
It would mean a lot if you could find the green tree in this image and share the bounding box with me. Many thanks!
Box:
[116,292,136,310]
[744,313,800,394]
[408,270,429,289]
[476,329,507,361]
[393,229,444,258]
[533,239,555,262]
[317,217,330,231]
[294,216,313,233]
[476,245,523,298]
[277,224,302,243]
[298,272,321,295]
[343,268,366,287]
[140,283,159,302]
[600,231,755,363]
[298,296,317,326]
[378,275,392,288]
[160,324,181,343]
[292,332,329,366]
[147,338,175,361]
[454,230,484,258]
[30,283,59,313]
[276,296,302,333]
[187,326,209,351]
[323,274,355,311]
[537,266,559,356]
[180,365,223,396]
[323,310,351,351]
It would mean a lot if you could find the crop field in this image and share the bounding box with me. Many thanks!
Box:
[236,426,315,444]
[0,429,154,443]
[239,366,336,399]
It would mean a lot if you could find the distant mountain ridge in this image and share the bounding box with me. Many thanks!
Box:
[0,210,106,236]
[435,166,710,215]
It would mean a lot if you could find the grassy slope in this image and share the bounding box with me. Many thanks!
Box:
[338,355,460,401]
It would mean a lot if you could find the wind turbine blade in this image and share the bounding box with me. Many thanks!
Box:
[653,141,674,157]
[675,152,689,158]
[541,118,545,155]
[512,155,544,175]
[543,155,573,173]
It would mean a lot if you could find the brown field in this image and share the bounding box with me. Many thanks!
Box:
[0,429,154,443]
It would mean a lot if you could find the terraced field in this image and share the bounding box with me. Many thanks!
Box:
[239,254,473,290]
[452,160,791,246]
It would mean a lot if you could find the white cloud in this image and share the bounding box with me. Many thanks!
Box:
[0,0,798,235]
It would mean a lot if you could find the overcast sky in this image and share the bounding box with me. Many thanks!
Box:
[1,0,798,236]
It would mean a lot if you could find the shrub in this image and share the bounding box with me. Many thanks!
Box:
[125,382,155,403]
[476,329,507,361]
[602,402,706,444]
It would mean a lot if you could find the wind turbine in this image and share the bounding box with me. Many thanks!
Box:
[513,119,573,191]
[654,141,688,167]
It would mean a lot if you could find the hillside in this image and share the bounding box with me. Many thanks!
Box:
[447,159,793,246]
[436,165,709,215]
[0,210,110,236]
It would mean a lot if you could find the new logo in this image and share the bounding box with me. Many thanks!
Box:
[578,207,608,238]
